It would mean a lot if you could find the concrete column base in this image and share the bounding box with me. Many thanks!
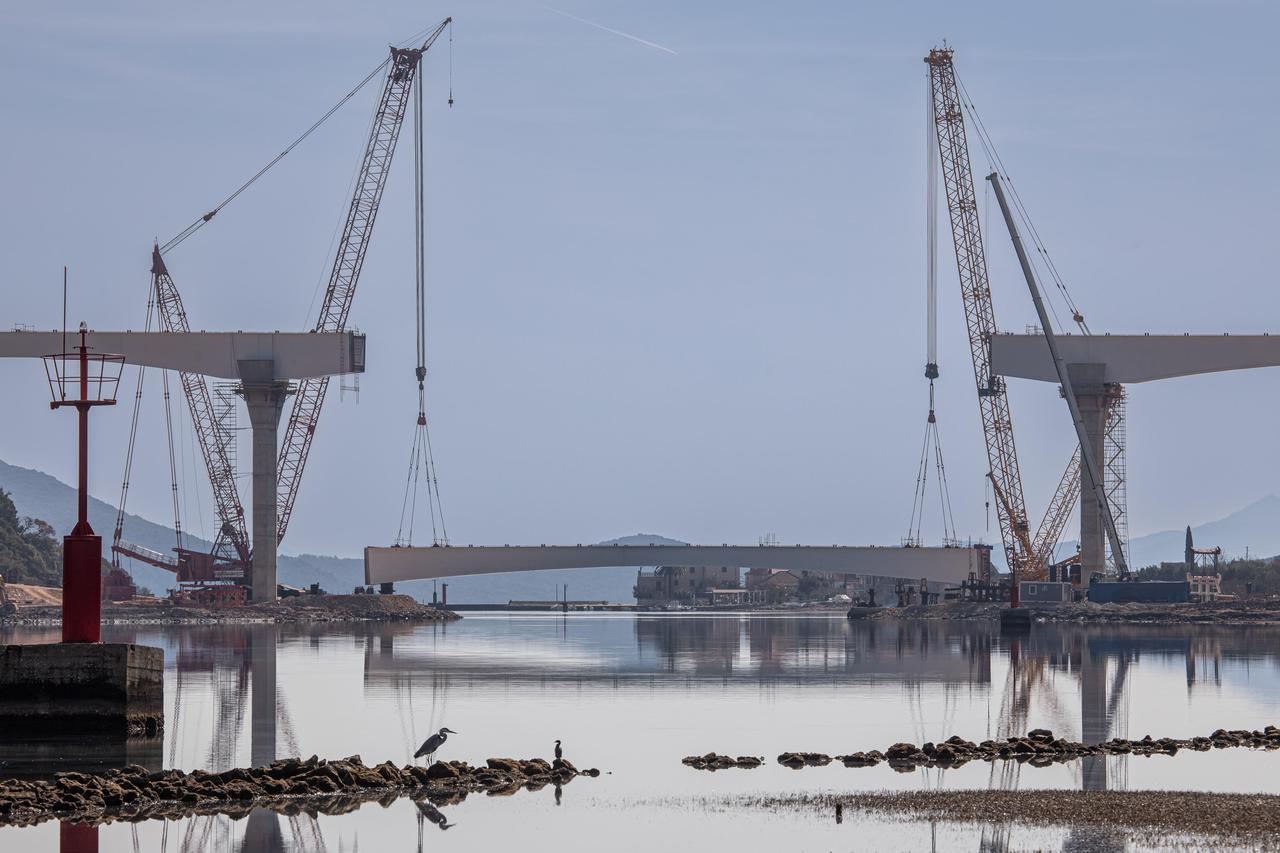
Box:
[0,643,164,737]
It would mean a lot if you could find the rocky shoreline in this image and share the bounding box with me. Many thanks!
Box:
[683,725,1280,771]
[865,599,1280,625]
[0,754,599,827]
[1,594,459,627]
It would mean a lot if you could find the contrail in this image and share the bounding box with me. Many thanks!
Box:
[543,5,677,55]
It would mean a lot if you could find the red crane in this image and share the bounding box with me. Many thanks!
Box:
[925,47,1080,583]
[276,21,451,545]
[112,21,452,591]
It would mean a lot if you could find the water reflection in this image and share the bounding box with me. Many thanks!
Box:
[362,616,995,686]
[3,616,1280,852]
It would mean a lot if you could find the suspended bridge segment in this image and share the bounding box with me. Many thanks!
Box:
[364,544,990,585]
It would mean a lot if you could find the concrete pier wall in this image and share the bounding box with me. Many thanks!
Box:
[0,643,164,736]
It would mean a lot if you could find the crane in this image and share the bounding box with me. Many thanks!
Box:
[276,19,451,545]
[112,21,452,592]
[924,47,1085,583]
[925,47,1127,582]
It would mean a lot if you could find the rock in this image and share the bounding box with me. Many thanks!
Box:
[425,762,462,781]
[933,744,958,763]
[734,756,762,768]
[582,768,601,777]
[1027,728,1054,743]
[777,752,807,769]
[519,759,552,776]
[486,758,523,774]
[373,761,405,784]
[551,758,578,775]
[885,743,919,760]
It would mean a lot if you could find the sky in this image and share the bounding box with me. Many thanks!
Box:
[1,0,1278,563]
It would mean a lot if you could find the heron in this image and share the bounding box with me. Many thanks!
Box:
[414,727,457,763]
[416,799,453,831]
[554,739,563,761]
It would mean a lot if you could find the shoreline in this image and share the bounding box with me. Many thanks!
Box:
[742,789,1280,842]
[0,594,459,627]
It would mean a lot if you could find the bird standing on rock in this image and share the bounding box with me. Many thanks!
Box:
[554,739,563,761]
[415,727,457,764]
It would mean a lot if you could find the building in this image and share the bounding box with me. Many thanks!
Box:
[633,565,741,606]
[744,568,802,603]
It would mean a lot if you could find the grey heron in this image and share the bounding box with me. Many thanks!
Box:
[414,727,457,763]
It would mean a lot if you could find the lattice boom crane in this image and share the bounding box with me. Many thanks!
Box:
[925,48,1035,577]
[925,47,1090,581]
[276,19,451,545]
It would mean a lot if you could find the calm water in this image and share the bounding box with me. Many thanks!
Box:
[2,614,1279,851]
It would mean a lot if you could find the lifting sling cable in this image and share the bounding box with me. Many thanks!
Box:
[908,85,957,546]
[112,286,158,564]
[396,69,448,547]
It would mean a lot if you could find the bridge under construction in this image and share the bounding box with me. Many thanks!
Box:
[364,543,992,586]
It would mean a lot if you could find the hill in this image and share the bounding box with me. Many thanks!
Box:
[1057,494,1280,568]
[0,459,683,602]
[0,488,62,586]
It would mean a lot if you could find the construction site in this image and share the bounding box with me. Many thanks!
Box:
[0,33,1275,622]
[3,7,1280,852]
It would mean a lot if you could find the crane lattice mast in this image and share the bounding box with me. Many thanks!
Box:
[925,47,1034,577]
[276,19,451,545]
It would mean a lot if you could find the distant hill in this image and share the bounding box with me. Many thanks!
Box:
[0,459,202,594]
[1058,494,1280,568]
[0,459,684,602]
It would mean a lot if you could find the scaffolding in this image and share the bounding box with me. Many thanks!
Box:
[1103,386,1129,573]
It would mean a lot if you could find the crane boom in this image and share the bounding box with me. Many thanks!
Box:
[1030,449,1080,575]
[275,20,451,545]
[148,247,250,563]
[925,48,1033,575]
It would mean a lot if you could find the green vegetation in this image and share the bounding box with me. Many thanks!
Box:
[0,488,62,587]
[1136,559,1280,596]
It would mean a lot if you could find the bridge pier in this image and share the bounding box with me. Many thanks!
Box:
[238,360,291,604]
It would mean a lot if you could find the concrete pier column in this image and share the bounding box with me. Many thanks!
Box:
[249,626,277,768]
[1068,365,1108,579]
[1080,640,1109,791]
[238,360,291,603]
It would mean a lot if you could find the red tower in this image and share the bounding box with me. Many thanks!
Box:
[43,324,123,643]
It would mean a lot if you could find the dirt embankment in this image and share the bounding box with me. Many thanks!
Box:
[2,594,459,626]
[864,599,1280,625]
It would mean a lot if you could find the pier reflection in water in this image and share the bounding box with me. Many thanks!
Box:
[2,615,1278,852]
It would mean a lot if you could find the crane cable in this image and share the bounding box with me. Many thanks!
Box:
[908,79,958,547]
[158,55,394,256]
[953,71,1090,335]
[159,20,454,258]
[396,68,449,548]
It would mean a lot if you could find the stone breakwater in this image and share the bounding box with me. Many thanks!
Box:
[0,754,598,827]
[769,725,1280,770]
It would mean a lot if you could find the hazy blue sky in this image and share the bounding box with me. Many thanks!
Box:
[1,1,1278,562]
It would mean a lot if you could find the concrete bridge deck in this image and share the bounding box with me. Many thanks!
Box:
[364,544,989,585]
